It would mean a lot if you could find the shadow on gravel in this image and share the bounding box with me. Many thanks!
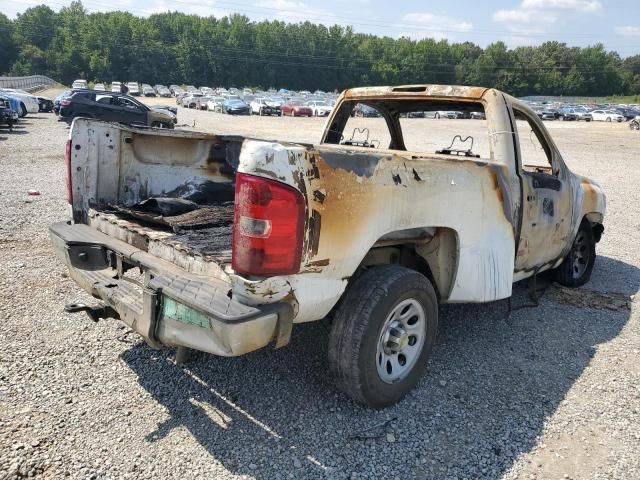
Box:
[121,255,637,479]
[3,123,30,134]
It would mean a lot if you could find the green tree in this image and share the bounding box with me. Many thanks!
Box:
[0,13,18,74]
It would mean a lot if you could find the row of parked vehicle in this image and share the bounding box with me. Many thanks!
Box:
[0,88,55,130]
[527,101,640,123]
[173,85,338,117]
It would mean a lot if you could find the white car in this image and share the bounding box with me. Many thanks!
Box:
[94,83,106,92]
[590,109,624,122]
[0,88,40,115]
[181,92,203,108]
[206,97,225,112]
[111,82,121,93]
[127,82,140,96]
[250,97,282,116]
[306,100,333,117]
[72,79,88,89]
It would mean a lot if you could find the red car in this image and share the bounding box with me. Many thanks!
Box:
[281,100,313,117]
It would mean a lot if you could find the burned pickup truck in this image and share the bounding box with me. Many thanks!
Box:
[50,84,606,407]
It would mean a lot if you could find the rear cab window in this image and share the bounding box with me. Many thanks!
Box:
[323,98,490,161]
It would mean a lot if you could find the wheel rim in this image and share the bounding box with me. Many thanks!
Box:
[570,231,591,279]
[376,298,427,384]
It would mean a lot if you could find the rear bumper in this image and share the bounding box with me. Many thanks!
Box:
[49,222,293,356]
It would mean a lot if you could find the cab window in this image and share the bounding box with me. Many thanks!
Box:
[513,107,556,175]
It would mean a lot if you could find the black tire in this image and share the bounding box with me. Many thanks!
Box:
[328,265,438,408]
[434,112,440,119]
[555,219,596,287]
[20,103,27,117]
[606,117,611,122]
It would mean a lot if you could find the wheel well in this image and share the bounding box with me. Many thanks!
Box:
[356,227,459,300]
[583,214,604,243]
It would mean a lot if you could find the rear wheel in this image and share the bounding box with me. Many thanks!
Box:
[555,219,596,287]
[328,265,438,408]
[434,112,440,119]
[20,103,27,117]
[606,117,611,122]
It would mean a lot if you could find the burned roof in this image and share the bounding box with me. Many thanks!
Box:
[342,84,489,101]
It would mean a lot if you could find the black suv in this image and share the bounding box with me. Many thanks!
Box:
[59,91,174,128]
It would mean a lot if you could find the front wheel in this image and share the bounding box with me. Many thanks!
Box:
[555,219,596,287]
[434,112,440,119]
[328,265,438,408]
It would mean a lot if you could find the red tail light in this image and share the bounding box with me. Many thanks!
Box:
[232,173,305,276]
[60,99,71,106]
[65,140,73,205]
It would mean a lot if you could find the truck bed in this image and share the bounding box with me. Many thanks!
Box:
[87,202,234,276]
[68,121,243,276]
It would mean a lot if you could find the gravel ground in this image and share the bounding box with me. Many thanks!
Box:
[0,89,639,480]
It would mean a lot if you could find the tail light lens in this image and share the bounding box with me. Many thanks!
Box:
[65,139,73,205]
[232,173,305,276]
[60,99,71,106]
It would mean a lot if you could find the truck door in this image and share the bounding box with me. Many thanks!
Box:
[512,105,573,274]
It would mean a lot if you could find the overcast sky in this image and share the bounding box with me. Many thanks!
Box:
[2,0,639,56]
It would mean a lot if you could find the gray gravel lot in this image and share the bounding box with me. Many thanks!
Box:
[0,96,639,480]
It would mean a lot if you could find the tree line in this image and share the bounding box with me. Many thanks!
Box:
[1,1,639,96]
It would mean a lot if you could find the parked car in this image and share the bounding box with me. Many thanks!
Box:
[193,96,211,110]
[0,97,17,129]
[561,107,592,122]
[0,88,40,116]
[93,83,106,92]
[53,90,72,115]
[72,79,88,90]
[557,108,578,121]
[590,110,624,122]
[306,100,332,117]
[470,111,486,120]
[150,106,177,125]
[58,91,174,128]
[156,86,171,97]
[206,97,225,113]
[630,116,640,130]
[111,82,121,93]
[143,86,156,97]
[614,107,640,121]
[53,83,606,408]
[354,104,382,117]
[181,93,203,108]
[151,105,178,115]
[127,82,140,96]
[250,97,282,116]
[222,98,251,115]
[424,110,456,119]
[533,107,558,120]
[37,96,54,113]
[281,100,313,117]
[0,95,20,122]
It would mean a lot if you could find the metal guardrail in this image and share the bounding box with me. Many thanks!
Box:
[0,75,58,92]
